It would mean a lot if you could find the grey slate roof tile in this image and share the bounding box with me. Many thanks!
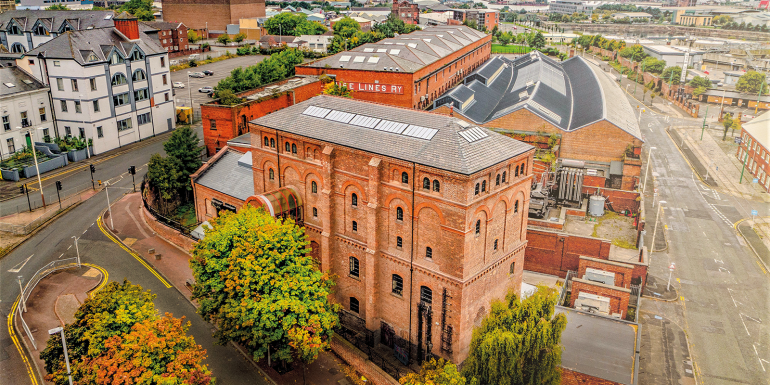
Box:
[0,10,115,33]
[25,27,166,65]
[195,150,255,200]
[0,66,47,97]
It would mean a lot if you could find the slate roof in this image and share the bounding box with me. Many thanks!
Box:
[141,21,183,31]
[0,10,115,33]
[743,111,770,150]
[25,26,167,65]
[195,150,255,201]
[0,66,47,97]
[300,25,487,73]
[434,52,643,140]
[252,95,533,175]
[557,307,637,385]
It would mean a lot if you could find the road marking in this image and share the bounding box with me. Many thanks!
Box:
[82,229,87,235]
[7,255,33,273]
[740,313,752,336]
[757,260,768,275]
[58,253,64,259]
[82,263,109,297]
[727,288,742,308]
[97,216,171,288]
[7,296,40,385]
[754,344,767,372]
[67,245,71,250]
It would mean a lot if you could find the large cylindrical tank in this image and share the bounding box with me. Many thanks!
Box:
[588,195,606,217]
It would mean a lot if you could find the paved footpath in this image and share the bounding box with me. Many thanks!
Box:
[107,192,356,385]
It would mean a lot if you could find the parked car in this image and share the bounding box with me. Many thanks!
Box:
[199,86,214,93]
[173,82,185,89]
[202,70,214,76]
[189,72,205,78]
[170,60,179,66]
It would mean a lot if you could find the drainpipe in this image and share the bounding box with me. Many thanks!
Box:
[407,162,416,361]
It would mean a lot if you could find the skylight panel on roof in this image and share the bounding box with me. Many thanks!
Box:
[529,100,562,124]
[105,15,112,19]
[353,56,365,63]
[349,115,381,128]
[363,48,374,52]
[339,55,351,62]
[458,126,488,143]
[407,43,417,48]
[4,82,16,88]
[403,125,437,140]
[423,38,431,42]
[367,57,380,64]
[325,110,356,124]
[302,106,331,118]
[377,48,386,53]
[389,49,400,55]
[22,79,33,85]
[374,120,408,134]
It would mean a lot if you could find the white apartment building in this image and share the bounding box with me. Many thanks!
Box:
[0,10,116,53]
[0,66,55,159]
[16,12,175,155]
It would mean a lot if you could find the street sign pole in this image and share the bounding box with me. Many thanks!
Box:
[667,263,676,291]
[739,151,749,183]
[701,106,709,140]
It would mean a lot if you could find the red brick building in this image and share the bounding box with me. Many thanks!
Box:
[295,25,491,110]
[432,53,644,191]
[200,76,324,156]
[191,95,535,363]
[392,0,419,25]
[142,21,189,54]
[736,111,770,192]
[451,9,500,32]
[161,0,266,32]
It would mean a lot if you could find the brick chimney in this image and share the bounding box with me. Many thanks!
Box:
[114,11,139,41]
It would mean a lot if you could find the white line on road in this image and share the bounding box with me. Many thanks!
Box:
[58,253,64,259]
[754,344,766,372]
[7,254,33,273]
[67,245,72,250]
[728,288,742,308]
[83,229,87,234]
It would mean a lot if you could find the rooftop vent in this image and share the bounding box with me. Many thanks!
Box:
[4,83,15,88]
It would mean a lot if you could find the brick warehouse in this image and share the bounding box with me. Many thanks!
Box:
[161,0,265,33]
[191,95,535,363]
[200,76,324,156]
[431,53,644,191]
[736,111,770,192]
[294,25,491,110]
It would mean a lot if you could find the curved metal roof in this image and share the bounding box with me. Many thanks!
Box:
[249,186,304,216]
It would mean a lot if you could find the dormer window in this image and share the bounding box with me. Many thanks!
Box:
[34,24,48,36]
[8,24,22,35]
[129,50,144,61]
[60,24,72,33]
[86,53,99,63]
[109,52,123,65]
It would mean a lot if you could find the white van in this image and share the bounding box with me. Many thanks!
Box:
[189,54,200,60]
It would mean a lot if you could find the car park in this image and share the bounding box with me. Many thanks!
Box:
[203,70,214,76]
[199,86,214,93]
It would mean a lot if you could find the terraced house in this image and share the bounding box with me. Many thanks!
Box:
[14,12,175,154]
[0,10,116,53]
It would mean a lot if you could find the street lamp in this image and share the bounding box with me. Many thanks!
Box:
[18,276,26,313]
[643,146,656,194]
[72,236,80,268]
[186,71,193,110]
[105,181,114,230]
[651,200,667,254]
[18,126,46,208]
[49,327,73,385]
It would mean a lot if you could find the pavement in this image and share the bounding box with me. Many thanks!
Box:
[103,192,355,385]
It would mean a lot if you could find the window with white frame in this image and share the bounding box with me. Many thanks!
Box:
[2,115,9,131]
[113,92,130,106]
[57,78,64,91]
[137,112,151,125]
[117,118,132,131]
[6,138,15,153]
[134,88,149,102]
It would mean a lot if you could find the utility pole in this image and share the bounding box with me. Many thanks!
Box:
[105,182,114,230]
[700,106,709,140]
[755,85,763,114]
[739,150,749,183]
[18,276,26,312]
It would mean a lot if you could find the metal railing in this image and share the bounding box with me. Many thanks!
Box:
[0,181,93,235]
[16,258,80,350]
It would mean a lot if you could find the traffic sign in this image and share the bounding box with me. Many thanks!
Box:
[753,178,759,183]
[734,136,742,144]
[752,209,758,216]
[669,263,676,270]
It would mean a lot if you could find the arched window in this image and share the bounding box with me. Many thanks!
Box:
[510,262,515,275]
[515,165,519,177]
[514,200,519,213]
[396,207,404,221]
[351,193,358,207]
[350,297,360,313]
[401,172,409,184]
[433,180,440,192]
[111,73,127,86]
[10,43,26,53]
[132,69,146,81]
[312,207,318,217]
[426,247,432,259]
[270,138,275,147]
[285,142,290,152]
[420,286,432,305]
[352,221,358,232]
[349,257,359,277]
[494,239,499,250]
[520,162,525,174]
[264,137,269,147]
[268,169,275,180]
[502,171,506,183]
[392,274,403,295]
[481,180,486,192]
[291,143,297,154]
[496,174,500,186]
[475,220,481,235]
[474,183,480,195]
[396,236,403,249]
[311,181,317,194]
[423,177,430,189]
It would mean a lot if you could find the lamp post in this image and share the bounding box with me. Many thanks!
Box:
[651,200,667,254]
[643,146,656,194]
[18,276,26,313]
[19,126,45,208]
[719,85,727,119]
[187,71,193,110]
[72,236,80,268]
[105,181,114,230]
[49,327,73,385]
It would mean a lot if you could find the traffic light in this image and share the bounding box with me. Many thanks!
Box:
[19,185,25,194]
[90,164,96,173]
[128,165,136,175]
[55,181,63,191]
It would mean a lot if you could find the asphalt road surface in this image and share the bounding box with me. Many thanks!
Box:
[636,99,769,384]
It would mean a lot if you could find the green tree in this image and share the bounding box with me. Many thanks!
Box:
[119,0,155,21]
[216,89,243,105]
[461,286,567,385]
[233,32,247,43]
[692,86,707,97]
[217,34,231,44]
[528,31,546,49]
[400,358,476,385]
[188,30,201,43]
[618,44,646,62]
[163,125,203,197]
[40,281,157,385]
[372,13,419,38]
[77,314,213,385]
[661,66,682,85]
[722,113,733,141]
[730,117,741,136]
[46,4,68,10]
[333,17,361,38]
[190,205,340,366]
[264,12,327,36]
[735,71,769,94]
[689,75,711,89]
[498,32,512,46]
[147,153,184,214]
[641,56,666,74]
[323,82,353,98]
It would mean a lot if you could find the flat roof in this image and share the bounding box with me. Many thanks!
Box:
[195,149,255,201]
[642,45,705,55]
[743,111,770,150]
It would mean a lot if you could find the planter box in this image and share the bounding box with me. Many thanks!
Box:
[67,148,89,162]
[20,154,68,178]
[1,168,20,182]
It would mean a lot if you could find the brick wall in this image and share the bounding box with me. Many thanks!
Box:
[331,336,399,385]
[737,128,770,193]
[162,0,265,31]
[570,278,630,318]
[141,204,197,253]
[524,229,612,277]
[577,256,633,288]
[561,368,622,385]
[581,186,640,214]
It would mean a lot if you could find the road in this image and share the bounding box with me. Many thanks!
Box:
[0,154,269,384]
[636,99,769,384]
